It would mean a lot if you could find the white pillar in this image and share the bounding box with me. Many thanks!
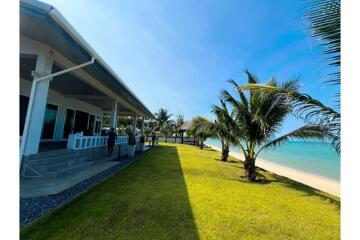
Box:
[110,100,117,129]
[140,117,144,136]
[22,51,53,155]
[132,113,137,135]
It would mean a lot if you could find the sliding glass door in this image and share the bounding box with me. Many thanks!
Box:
[63,108,75,138]
[88,114,95,135]
[73,110,89,134]
[41,104,58,139]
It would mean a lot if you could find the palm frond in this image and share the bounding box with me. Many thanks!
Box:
[258,124,334,156]
[238,83,340,154]
[244,68,258,84]
[305,0,340,85]
[239,83,340,122]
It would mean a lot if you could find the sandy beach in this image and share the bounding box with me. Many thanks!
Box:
[207,144,340,197]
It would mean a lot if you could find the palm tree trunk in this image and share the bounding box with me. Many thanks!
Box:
[221,144,229,162]
[244,155,256,181]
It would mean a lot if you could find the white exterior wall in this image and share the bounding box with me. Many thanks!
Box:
[20,78,104,141]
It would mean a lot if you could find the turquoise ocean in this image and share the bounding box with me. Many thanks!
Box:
[205,139,340,180]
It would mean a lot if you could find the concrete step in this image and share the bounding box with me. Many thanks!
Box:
[45,161,95,179]
[33,156,89,173]
[27,152,82,166]
[24,149,76,161]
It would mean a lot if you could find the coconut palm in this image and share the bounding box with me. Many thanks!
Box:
[154,108,172,127]
[175,114,185,129]
[160,123,170,143]
[188,116,214,149]
[222,70,332,181]
[239,83,340,153]
[173,114,185,139]
[191,101,237,162]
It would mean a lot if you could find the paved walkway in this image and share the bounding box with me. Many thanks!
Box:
[21,158,119,198]
[20,147,153,227]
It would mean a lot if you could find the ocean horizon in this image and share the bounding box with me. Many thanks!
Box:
[205,139,340,181]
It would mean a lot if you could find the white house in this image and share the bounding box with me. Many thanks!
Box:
[20,0,153,173]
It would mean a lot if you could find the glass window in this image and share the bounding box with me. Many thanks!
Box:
[73,110,89,134]
[20,95,29,136]
[41,104,58,139]
[63,109,75,138]
[95,120,101,134]
[88,115,95,136]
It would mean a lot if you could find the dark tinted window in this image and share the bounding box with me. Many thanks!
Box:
[20,95,30,136]
[73,110,89,134]
[41,104,58,139]
[63,109,75,138]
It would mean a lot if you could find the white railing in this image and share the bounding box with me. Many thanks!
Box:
[67,133,129,150]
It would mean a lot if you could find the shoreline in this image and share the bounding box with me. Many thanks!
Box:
[206,144,340,197]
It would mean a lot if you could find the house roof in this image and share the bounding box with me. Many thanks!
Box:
[20,0,154,118]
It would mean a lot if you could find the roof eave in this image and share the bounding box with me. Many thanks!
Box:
[20,0,153,118]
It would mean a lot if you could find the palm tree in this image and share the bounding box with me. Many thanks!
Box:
[174,114,185,140]
[239,82,340,153]
[191,101,237,162]
[154,108,173,127]
[160,123,170,143]
[175,114,185,129]
[221,70,332,181]
[188,116,214,149]
[236,1,341,155]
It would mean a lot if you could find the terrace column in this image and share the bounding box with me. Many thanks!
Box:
[110,100,117,129]
[132,113,137,135]
[21,51,53,156]
[140,117,144,136]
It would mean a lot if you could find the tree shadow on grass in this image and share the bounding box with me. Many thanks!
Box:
[21,145,200,240]
[214,158,242,164]
[266,172,340,208]
[228,165,340,209]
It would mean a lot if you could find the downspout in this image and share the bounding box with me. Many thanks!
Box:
[20,57,95,169]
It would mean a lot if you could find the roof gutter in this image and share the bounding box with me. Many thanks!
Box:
[33,56,95,82]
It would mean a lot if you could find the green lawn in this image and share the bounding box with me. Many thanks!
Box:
[21,143,340,240]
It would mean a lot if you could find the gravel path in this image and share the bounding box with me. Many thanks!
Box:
[20,149,151,227]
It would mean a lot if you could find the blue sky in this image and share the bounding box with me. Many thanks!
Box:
[46,0,339,135]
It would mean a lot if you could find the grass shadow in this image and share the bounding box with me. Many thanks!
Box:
[266,172,340,208]
[21,145,200,240]
[228,164,340,208]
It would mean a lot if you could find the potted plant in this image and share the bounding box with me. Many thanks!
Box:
[144,126,152,147]
[139,135,145,151]
[126,127,136,157]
